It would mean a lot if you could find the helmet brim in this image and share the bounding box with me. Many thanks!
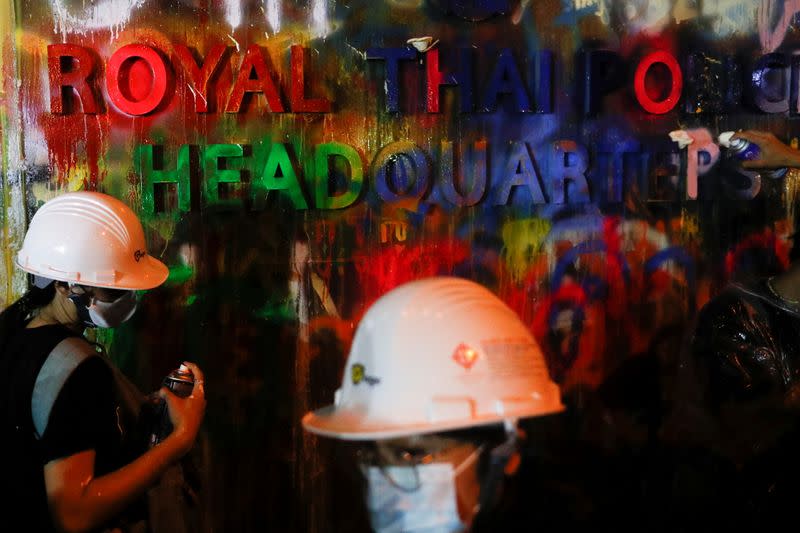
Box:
[302,403,565,441]
[119,254,170,290]
[16,253,169,291]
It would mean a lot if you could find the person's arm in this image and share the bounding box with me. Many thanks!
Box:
[733,130,800,169]
[43,362,206,533]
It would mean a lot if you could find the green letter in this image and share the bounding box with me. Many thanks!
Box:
[203,144,245,209]
[135,144,192,215]
[314,142,363,209]
[253,142,308,209]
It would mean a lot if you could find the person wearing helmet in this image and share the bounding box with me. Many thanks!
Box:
[663,131,800,529]
[0,191,206,532]
[302,276,564,532]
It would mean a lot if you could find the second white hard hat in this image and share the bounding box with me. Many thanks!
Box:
[303,277,564,440]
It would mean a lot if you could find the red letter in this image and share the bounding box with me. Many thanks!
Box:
[106,44,171,116]
[47,44,99,114]
[225,45,284,113]
[634,50,683,114]
[426,48,448,113]
[290,45,331,113]
[175,44,227,113]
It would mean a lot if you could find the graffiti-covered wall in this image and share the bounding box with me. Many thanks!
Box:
[3,0,800,530]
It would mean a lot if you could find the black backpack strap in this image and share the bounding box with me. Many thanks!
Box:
[31,336,98,439]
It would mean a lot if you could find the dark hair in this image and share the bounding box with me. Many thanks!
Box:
[0,282,56,355]
[438,424,508,448]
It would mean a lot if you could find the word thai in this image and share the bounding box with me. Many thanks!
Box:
[134,138,754,214]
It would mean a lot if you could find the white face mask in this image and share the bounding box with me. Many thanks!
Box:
[70,290,138,328]
[88,291,138,328]
[363,446,482,533]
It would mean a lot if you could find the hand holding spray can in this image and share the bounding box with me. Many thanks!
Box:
[718,131,788,179]
[149,364,195,447]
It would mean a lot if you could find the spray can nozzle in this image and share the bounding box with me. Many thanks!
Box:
[718,131,738,148]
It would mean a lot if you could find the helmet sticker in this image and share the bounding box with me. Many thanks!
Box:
[452,343,479,370]
[351,363,381,386]
[481,338,545,378]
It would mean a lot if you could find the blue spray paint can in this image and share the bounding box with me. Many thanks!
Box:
[718,131,788,179]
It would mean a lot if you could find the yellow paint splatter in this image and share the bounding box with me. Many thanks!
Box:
[677,210,700,241]
[501,218,551,283]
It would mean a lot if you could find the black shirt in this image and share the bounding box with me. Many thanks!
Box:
[40,355,119,465]
[7,325,120,465]
[1,324,147,531]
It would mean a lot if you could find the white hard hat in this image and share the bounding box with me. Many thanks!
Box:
[16,191,168,290]
[302,277,564,440]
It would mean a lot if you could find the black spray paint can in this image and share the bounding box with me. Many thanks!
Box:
[164,364,195,397]
[149,364,195,447]
[719,131,788,179]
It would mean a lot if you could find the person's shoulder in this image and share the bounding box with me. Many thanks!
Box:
[68,353,112,382]
[45,336,111,387]
[697,283,755,320]
[713,280,762,302]
[2,324,83,372]
[13,323,81,345]
[30,333,109,403]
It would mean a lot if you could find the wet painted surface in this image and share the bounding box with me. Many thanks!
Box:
[4,0,800,530]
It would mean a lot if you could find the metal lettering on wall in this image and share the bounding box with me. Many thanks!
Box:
[43,39,795,209]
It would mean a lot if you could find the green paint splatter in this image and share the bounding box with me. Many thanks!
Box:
[166,263,195,285]
[253,299,296,321]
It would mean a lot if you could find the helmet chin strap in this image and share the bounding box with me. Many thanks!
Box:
[476,420,519,515]
[453,443,485,478]
[66,292,95,327]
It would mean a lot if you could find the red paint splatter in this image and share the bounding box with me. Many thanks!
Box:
[40,112,109,190]
[354,240,470,312]
[724,229,790,279]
